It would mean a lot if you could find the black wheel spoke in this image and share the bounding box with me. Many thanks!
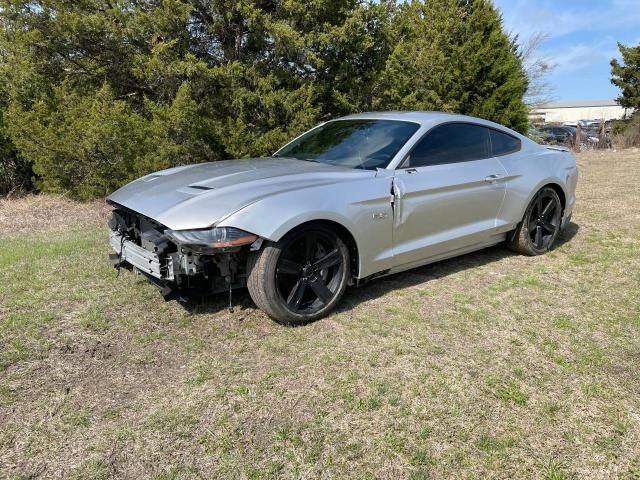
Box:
[309,278,333,305]
[541,199,555,217]
[528,219,537,232]
[287,279,307,310]
[312,249,341,271]
[536,197,543,216]
[540,220,556,234]
[534,226,543,248]
[278,258,301,275]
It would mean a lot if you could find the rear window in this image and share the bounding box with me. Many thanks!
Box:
[489,129,521,156]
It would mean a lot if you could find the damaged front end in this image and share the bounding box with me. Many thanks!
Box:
[108,205,261,301]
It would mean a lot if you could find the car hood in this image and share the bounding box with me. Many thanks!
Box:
[107,157,374,230]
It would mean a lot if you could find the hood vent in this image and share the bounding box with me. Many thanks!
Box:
[175,184,216,195]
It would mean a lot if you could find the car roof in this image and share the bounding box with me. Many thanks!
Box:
[337,111,526,139]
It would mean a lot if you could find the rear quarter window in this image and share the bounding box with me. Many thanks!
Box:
[489,129,521,156]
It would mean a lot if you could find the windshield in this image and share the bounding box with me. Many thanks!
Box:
[276,119,420,170]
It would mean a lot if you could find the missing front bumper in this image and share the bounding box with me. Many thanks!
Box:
[109,230,173,280]
[108,207,249,300]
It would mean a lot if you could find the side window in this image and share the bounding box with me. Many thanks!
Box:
[489,129,521,156]
[407,123,490,168]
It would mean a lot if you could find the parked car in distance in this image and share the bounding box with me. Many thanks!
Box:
[107,112,578,325]
[528,126,555,144]
[540,125,577,146]
[578,119,601,129]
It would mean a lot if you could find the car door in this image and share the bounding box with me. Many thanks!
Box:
[391,122,508,269]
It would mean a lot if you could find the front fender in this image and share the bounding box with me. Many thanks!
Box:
[216,176,396,278]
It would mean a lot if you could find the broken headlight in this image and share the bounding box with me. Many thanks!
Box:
[165,227,258,252]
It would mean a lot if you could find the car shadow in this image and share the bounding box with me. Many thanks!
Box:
[181,287,254,317]
[336,221,580,314]
[183,222,580,319]
[555,221,580,248]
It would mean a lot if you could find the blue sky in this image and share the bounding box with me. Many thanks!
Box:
[492,0,640,101]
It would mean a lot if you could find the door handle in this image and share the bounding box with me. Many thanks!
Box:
[484,174,504,183]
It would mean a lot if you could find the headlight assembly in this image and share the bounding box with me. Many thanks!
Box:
[165,227,258,252]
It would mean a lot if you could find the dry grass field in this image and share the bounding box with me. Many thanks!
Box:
[1,150,639,479]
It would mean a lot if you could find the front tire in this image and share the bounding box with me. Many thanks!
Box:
[247,225,350,325]
[507,187,563,256]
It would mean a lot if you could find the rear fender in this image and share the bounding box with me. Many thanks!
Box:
[499,148,576,226]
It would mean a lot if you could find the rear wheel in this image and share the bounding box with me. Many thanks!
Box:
[247,225,350,325]
[507,187,562,256]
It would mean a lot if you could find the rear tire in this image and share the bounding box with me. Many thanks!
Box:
[247,224,350,325]
[507,187,562,256]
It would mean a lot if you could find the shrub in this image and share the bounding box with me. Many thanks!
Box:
[0,105,34,195]
[7,85,149,200]
[0,147,34,196]
[613,114,640,149]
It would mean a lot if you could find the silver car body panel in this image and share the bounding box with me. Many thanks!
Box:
[107,158,373,231]
[108,111,578,279]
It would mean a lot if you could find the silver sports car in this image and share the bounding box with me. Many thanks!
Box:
[107,112,578,324]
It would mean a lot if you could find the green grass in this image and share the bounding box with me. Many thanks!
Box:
[493,380,529,406]
[68,458,111,480]
[1,151,640,478]
[544,459,570,480]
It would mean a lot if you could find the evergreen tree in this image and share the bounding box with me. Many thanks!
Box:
[0,0,530,198]
[611,42,640,110]
[374,0,528,133]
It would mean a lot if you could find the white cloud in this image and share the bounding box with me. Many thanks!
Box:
[492,1,638,76]
[493,0,640,40]
[489,0,640,100]
[493,0,595,40]
[542,41,618,73]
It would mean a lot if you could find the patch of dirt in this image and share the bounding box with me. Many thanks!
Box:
[0,194,110,238]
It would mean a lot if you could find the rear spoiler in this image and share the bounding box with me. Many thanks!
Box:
[545,145,571,153]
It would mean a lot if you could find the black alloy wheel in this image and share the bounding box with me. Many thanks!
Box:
[528,190,561,250]
[247,225,350,325]
[276,230,345,314]
[508,187,563,255]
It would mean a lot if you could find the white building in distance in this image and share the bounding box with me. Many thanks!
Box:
[529,99,632,124]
